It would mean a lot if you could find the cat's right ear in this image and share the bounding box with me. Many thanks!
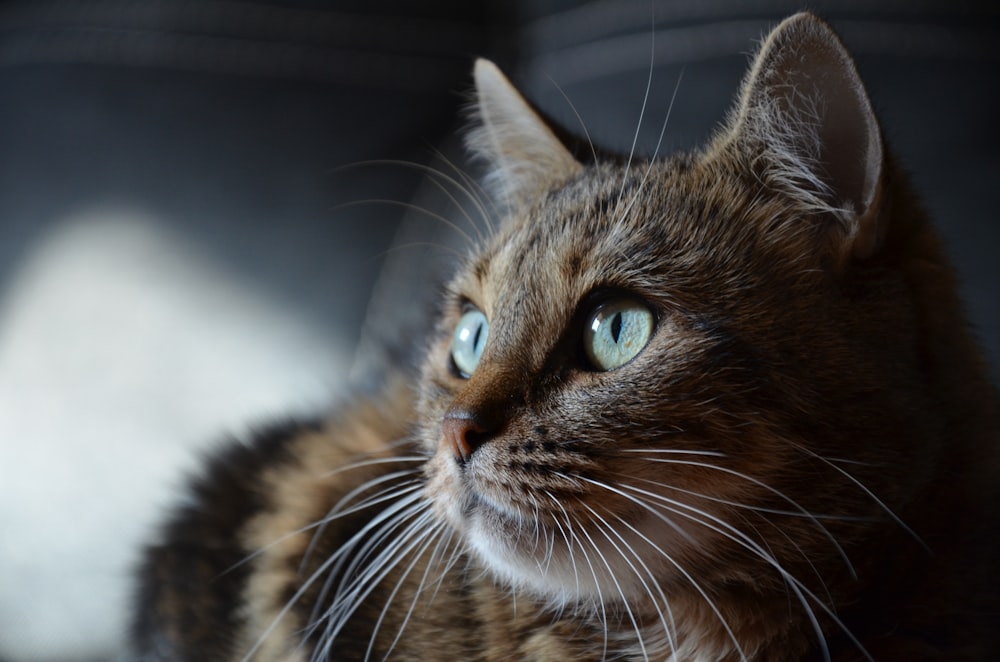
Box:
[467,59,583,210]
[720,13,885,261]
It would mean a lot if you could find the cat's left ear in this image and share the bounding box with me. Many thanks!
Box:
[724,13,884,260]
[466,59,583,210]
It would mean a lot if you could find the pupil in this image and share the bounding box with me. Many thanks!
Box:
[472,323,483,350]
[610,312,623,343]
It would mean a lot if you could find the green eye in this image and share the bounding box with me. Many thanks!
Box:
[451,308,489,377]
[584,299,654,371]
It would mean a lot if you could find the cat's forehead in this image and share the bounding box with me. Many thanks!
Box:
[466,156,740,299]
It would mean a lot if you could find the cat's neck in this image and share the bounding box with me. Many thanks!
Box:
[467,566,819,662]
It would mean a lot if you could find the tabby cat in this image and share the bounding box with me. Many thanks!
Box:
[131,13,1000,661]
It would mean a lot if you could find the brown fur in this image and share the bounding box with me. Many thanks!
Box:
[131,13,999,661]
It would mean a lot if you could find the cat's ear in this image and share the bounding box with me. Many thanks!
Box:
[467,59,583,209]
[724,13,884,259]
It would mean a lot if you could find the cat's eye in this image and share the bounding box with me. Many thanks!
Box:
[583,299,654,371]
[451,308,489,377]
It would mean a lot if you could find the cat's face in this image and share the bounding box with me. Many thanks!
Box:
[418,15,922,611]
[418,161,859,605]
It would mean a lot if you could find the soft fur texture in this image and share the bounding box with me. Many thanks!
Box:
[131,13,999,661]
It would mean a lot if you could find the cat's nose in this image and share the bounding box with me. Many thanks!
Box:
[442,410,491,463]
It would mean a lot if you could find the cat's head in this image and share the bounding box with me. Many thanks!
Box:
[417,12,932,613]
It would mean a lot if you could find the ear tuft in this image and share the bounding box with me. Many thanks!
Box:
[724,13,885,259]
[466,59,582,210]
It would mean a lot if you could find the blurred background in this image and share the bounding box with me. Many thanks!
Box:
[0,1,996,660]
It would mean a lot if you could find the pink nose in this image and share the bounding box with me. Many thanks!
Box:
[442,411,489,462]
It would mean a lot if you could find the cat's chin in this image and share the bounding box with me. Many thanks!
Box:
[424,449,689,607]
[426,472,603,603]
[461,494,673,610]
[463,501,606,604]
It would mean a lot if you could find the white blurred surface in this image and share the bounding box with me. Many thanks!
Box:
[0,208,349,660]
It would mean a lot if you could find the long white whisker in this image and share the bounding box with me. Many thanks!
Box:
[546,492,581,599]
[300,478,424,574]
[574,476,749,661]
[575,511,650,662]
[321,499,428,615]
[319,454,425,479]
[544,74,598,166]
[612,66,684,236]
[225,476,421,579]
[312,502,434,661]
[790,442,930,553]
[619,469,866,598]
[582,502,679,656]
[616,0,656,208]
[619,457,856,575]
[376,240,468,261]
[365,517,446,661]
[334,198,476,247]
[549,496,611,660]
[428,530,465,605]
[306,494,429,646]
[240,490,427,662]
[335,157,494,241]
[606,479,871,662]
[619,448,726,457]
[428,147,500,239]
[622,470,873,524]
[383,524,456,659]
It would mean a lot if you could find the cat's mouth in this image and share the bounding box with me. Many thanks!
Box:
[462,490,595,599]
[424,444,718,605]
[461,486,670,605]
[427,451,643,603]
[463,482,525,523]
[424,444,527,534]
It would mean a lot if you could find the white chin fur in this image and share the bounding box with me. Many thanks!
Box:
[465,508,642,607]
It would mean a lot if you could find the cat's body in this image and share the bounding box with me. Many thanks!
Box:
[131,14,1000,661]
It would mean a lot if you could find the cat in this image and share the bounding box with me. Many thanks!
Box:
[130,12,1000,662]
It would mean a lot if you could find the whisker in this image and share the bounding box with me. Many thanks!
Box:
[333,198,476,247]
[546,491,582,599]
[616,456,856,575]
[365,517,446,661]
[582,501,679,656]
[223,476,421,579]
[241,491,427,662]
[549,494,610,660]
[618,448,726,457]
[427,147,500,239]
[575,509,649,662]
[305,495,429,648]
[319,454,425,479]
[312,502,434,661]
[334,158,494,241]
[382,524,456,659]
[617,63,684,230]
[622,470,874,522]
[320,500,429,617]
[544,73,598,166]
[607,480,871,662]
[790,442,930,553]
[300,478,424,575]
[376,240,469,262]
[616,0,656,208]
[574,476,748,661]
[427,529,465,605]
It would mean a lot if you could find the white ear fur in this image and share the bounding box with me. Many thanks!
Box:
[466,59,582,209]
[726,13,884,259]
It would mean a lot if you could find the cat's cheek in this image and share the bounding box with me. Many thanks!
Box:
[423,451,467,532]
